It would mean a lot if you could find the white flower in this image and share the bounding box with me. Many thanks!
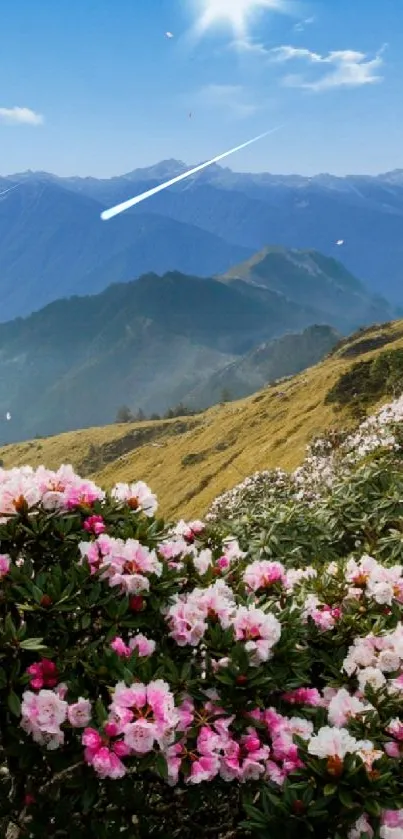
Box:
[193,549,213,576]
[327,689,369,728]
[378,650,401,673]
[348,815,374,839]
[357,667,386,693]
[111,481,158,517]
[308,726,360,759]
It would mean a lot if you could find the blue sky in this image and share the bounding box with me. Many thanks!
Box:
[1,0,402,177]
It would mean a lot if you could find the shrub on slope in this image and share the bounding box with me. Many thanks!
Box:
[1,397,403,837]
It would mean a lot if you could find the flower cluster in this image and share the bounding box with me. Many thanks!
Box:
[1,392,403,837]
[208,393,403,521]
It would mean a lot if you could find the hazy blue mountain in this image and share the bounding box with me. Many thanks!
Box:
[220,247,391,328]
[0,249,392,444]
[6,163,402,304]
[186,325,340,409]
[0,180,251,320]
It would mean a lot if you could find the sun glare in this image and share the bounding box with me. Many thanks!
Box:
[194,0,283,37]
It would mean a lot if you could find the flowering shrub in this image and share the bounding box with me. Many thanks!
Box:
[1,398,403,837]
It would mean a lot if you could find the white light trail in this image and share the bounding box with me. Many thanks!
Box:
[100,127,281,221]
[0,183,21,198]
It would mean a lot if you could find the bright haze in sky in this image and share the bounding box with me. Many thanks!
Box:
[0,0,401,177]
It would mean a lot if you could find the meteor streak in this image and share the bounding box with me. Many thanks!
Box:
[0,183,21,198]
[100,127,281,221]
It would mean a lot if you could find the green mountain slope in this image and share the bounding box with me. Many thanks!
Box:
[220,247,392,328]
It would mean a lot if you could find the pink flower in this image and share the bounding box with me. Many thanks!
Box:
[386,719,403,740]
[231,605,281,665]
[109,679,179,754]
[382,810,403,829]
[243,560,285,592]
[216,556,231,571]
[0,554,10,579]
[266,760,287,786]
[123,718,156,754]
[91,746,127,779]
[21,689,68,750]
[68,698,92,728]
[188,754,220,784]
[64,479,105,510]
[129,634,156,657]
[173,519,205,544]
[327,689,369,727]
[26,660,59,691]
[164,741,184,785]
[83,515,106,535]
[111,637,131,657]
[111,481,158,517]
[82,727,103,753]
[111,634,156,659]
[177,697,194,731]
[96,536,162,595]
[385,741,400,758]
[112,739,131,758]
[282,688,322,707]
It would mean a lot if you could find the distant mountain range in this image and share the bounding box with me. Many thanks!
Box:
[1,163,403,320]
[0,248,392,443]
[185,324,340,409]
[0,181,250,321]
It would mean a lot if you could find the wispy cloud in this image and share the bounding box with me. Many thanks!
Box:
[269,45,385,91]
[293,15,315,32]
[230,37,270,57]
[0,106,44,126]
[195,83,261,118]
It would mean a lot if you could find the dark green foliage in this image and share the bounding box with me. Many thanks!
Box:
[181,452,207,467]
[338,331,403,359]
[326,348,403,409]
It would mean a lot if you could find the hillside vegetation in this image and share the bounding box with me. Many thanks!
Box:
[1,319,403,520]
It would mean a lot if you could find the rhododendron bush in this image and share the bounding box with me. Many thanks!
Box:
[1,398,403,838]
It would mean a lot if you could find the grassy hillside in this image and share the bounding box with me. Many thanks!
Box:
[1,319,403,520]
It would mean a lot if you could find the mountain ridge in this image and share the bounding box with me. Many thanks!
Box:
[1,164,403,320]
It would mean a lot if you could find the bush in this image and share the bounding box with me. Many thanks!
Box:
[2,398,403,837]
[115,406,133,424]
[326,348,403,409]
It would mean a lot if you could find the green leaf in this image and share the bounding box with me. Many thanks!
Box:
[324,784,337,797]
[20,638,46,651]
[8,690,21,717]
[365,799,381,818]
[155,752,168,781]
[0,667,7,689]
[338,789,354,809]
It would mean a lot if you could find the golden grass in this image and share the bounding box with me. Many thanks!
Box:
[2,321,403,520]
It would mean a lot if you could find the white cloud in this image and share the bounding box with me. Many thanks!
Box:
[269,45,385,91]
[0,106,44,126]
[293,15,315,32]
[196,83,260,118]
[230,37,270,56]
